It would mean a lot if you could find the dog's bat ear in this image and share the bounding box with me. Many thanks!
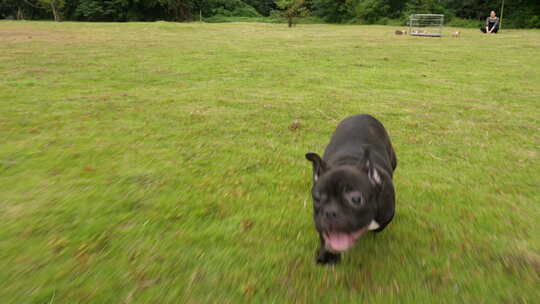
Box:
[362,149,382,186]
[366,160,382,186]
[305,153,327,182]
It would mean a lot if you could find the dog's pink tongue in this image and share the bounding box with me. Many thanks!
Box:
[326,233,354,252]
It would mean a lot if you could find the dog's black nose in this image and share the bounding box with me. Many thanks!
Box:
[324,210,338,219]
[322,204,340,220]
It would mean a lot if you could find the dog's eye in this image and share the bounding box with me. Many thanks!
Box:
[348,191,364,207]
[312,191,327,203]
[312,191,321,201]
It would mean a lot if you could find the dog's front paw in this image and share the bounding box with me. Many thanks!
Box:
[316,249,341,265]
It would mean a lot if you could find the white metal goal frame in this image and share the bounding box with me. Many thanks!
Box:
[409,14,444,37]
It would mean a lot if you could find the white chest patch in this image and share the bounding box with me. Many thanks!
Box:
[368,220,380,231]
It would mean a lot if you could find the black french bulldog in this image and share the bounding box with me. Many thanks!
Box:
[305,114,397,265]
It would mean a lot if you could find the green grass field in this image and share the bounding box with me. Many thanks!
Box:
[1,21,539,303]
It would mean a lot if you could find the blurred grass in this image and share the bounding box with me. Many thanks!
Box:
[0,21,539,303]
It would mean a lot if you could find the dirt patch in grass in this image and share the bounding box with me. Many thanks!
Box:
[499,247,540,280]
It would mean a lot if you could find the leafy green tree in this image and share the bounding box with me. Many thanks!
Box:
[354,0,390,24]
[38,0,65,21]
[208,0,260,17]
[244,0,276,16]
[191,0,208,20]
[158,0,192,21]
[73,0,129,21]
[404,0,448,14]
[0,0,23,19]
[492,0,540,28]
[2,0,538,28]
[402,0,452,21]
[276,0,308,26]
[312,0,355,23]
[1,0,48,20]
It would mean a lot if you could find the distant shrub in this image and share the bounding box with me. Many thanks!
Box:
[210,0,261,18]
[354,0,390,24]
[232,6,261,18]
[504,14,540,29]
[529,16,540,28]
[295,16,325,24]
[402,0,454,23]
[377,17,402,26]
[269,9,282,20]
[204,16,279,23]
[446,17,481,28]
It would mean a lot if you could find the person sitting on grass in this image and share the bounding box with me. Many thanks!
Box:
[481,11,499,34]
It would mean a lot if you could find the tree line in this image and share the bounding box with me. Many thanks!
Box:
[2,0,539,28]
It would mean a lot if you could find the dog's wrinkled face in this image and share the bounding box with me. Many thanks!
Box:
[306,153,382,252]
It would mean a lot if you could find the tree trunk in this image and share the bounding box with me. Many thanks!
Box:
[17,6,24,20]
[179,2,191,21]
[170,0,191,21]
[50,1,60,22]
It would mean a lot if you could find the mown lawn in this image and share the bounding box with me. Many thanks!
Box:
[0,21,539,303]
